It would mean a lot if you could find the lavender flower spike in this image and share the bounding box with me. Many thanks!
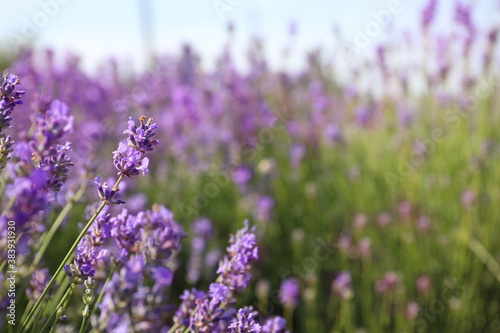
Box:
[113,116,157,178]
[0,73,24,172]
[0,135,14,172]
[94,176,126,205]
[228,306,262,333]
[0,73,25,132]
[216,220,259,294]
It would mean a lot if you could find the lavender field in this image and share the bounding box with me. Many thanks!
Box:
[1,1,500,332]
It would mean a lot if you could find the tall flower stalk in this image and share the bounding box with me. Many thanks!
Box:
[20,116,159,332]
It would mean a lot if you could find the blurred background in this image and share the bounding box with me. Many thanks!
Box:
[0,0,498,71]
[2,0,500,332]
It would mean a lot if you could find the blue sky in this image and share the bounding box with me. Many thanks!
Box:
[0,0,498,72]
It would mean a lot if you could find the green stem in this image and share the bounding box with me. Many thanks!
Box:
[40,283,74,333]
[167,323,181,333]
[79,317,88,333]
[468,236,500,283]
[284,305,294,333]
[33,184,88,267]
[19,174,125,333]
[1,193,17,216]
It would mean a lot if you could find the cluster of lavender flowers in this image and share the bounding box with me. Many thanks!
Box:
[0,73,24,172]
[0,73,288,332]
[173,220,289,333]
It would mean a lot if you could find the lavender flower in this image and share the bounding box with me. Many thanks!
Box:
[228,307,262,333]
[262,317,289,333]
[31,99,74,153]
[26,268,53,302]
[0,73,24,172]
[38,143,74,192]
[94,176,126,205]
[254,196,274,222]
[180,222,259,332]
[216,220,259,293]
[332,272,354,300]
[109,208,143,260]
[189,297,227,332]
[113,116,157,178]
[0,135,14,172]
[4,175,49,229]
[142,204,185,263]
[416,275,432,295]
[0,73,25,133]
[86,210,112,247]
[376,271,401,295]
[461,189,476,208]
[64,237,107,284]
[406,302,420,321]
[173,288,207,327]
[421,0,437,30]
[279,278,300,308]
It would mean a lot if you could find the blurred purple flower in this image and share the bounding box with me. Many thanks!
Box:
[376,271,401,295]
[332,272,354,300]
[254,195,275,222]
[406,302,420,320]
[262,316,289,333]
[279,278,300,308]
[416,275,432,295]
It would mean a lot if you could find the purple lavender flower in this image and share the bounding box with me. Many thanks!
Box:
[113,116,157,178]
[416,215,431,231]
[151,266,173,293]
[377,212,392,228]
[421,0,438,30]
[113,142,150,177]
[461,189,476,208]
[216,220,259,293]
[262,316,289,333]
[94,176,126,205]
[232,166,252,186]
[173,288,207,327]
[109,208,143,260]
[64,237,107,284]
[4,175,48,229]
[376,271,401,295]
[0,73,24,172]
[279,278,300,308]
[38,143,74,192]
[406,302,420,321]
[189,297,227,332]
[142,205,185,263]
[254,196,274,222]
[228,307,262,333]
[416,275,432,295]
[0,73,25,132]
[86,210,112,247]
[355,106,373,127]
[31,99,74,153]
[332,272,354,300]
[26,268,53,302]
[358,237,372,259]
[180,221,259,332]
[124,116,159,153]
[209,283,230,303]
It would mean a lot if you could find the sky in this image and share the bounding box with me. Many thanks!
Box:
[0,0,499,72]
